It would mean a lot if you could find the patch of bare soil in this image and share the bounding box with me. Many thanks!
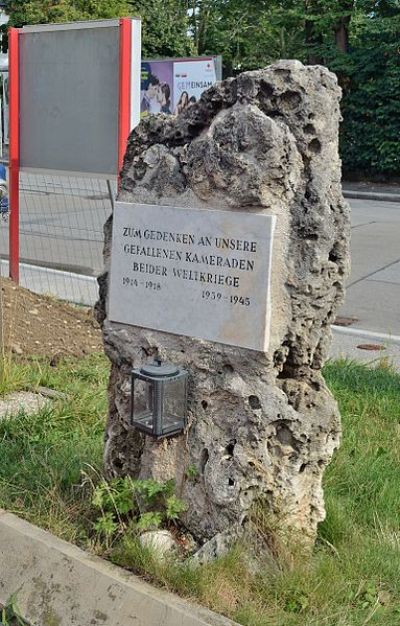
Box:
[0,278,103,358]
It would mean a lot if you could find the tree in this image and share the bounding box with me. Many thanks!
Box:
[5,0,400,177]
[190,0,306,74]
[334,0,354,53]
[301,0,356,63]
[7,0,132,27]
[128,0,193,57]
[339,10,400,176]
[7,0,193,58]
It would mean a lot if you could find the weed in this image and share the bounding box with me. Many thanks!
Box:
[185,464,199,480]
[88,473,187,547]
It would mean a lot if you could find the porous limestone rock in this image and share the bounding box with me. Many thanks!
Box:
[96,60,350,547]
[139,530,176,558]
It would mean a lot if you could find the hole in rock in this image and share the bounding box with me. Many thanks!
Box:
[274,69,290,79]
[267,110,284,120]
[226,440,237,456]
[299,229,318,240]
[299,463,307,473]
[308,138,321,154]
[241,514,249,527]
[201,400,208,410]
[329,247,339,262]
[249,395,261,410]
[228,478,235,486]
[200,448,209,474]
[276,423,299,450]
[259,81,274,98]
[304,123,315,134]
[188,121,205,135]
[281,90,302,107]
[223,364,234,374]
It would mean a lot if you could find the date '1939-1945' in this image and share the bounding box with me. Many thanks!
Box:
[202,290,250,306]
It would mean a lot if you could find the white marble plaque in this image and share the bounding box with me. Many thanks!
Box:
[108,203,276,351]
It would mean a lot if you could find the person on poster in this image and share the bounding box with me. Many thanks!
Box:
[141,74,162,116]
[174,91,189,115]
[0,164,8,220]
[160,83,172,114]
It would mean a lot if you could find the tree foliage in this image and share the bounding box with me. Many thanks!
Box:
[190,0,306,73]
[7,0,193,57]
[7,0,132,26]
[338,12,400,176]
[4,0,400,177]
[129,0,193,57]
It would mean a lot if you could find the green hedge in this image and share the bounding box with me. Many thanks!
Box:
[337,17,400,178]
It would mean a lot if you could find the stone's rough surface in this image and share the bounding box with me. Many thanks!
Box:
[96,61,351,545]
[139,530,177,558]
[0,391,49,420]
[191,532,238,565]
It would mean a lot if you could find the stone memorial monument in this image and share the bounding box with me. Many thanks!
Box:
[96,60,350,550]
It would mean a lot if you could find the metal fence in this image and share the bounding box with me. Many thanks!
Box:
[0,171,114,305]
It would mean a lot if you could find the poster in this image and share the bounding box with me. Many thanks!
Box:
[2,72,8,145]
[140,57,218,117]
[140,60,173,117]
[173,59,216,113]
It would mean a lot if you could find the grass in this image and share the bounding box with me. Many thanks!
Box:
[0,354,400,625]
[0,354,107,541]
[0,596,27,626]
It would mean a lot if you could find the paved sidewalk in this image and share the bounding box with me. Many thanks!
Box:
[331,327,400,369]
[0,259,98,306]
[333,192,400,368]
[343,181,400,202]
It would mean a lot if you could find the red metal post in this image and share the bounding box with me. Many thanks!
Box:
[118,18,132,182]
[8,27,20,284]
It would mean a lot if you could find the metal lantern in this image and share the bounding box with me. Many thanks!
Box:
[130,359,188,439]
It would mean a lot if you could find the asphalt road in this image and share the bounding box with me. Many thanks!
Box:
[339,197,400,336]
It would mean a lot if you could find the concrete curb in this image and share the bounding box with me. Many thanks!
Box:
[332,325,400,345]
[343,190,400,203]
[0,510,237,626]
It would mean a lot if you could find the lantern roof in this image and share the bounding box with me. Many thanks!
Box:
[139,359,180,378]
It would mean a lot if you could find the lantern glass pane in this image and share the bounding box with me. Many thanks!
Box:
[162,377,186,433]
[133,378,154,430]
